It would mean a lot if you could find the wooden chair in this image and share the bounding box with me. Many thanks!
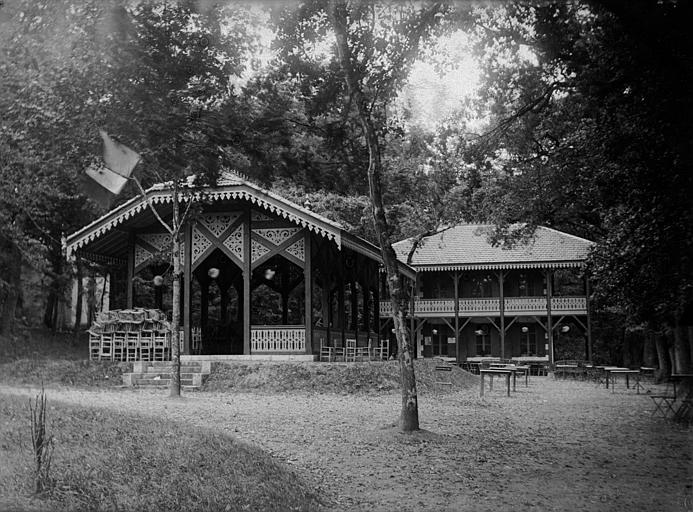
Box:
[651,379,677,418]
[355,342,370,361]
[125,331,140,362]
[99,332,114,361]
[112,331,126,361]
[345,338,357,362]
[89,331,101,361]
[140,330,154,361]
[370,339,389,361]
[152,331,169,361]
[319,338,334,362]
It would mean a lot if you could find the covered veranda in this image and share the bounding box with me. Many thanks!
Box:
[64,172,413,360]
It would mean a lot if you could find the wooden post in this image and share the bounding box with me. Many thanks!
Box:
[546,270,554,365]
[337,253,345,344]
[243,209,251,355]
[304,231,313,355]
[126,231,134,308]
[585,275,592,362]
[499,270,506,360]
[453,270,460,363]
[410,276,416,357]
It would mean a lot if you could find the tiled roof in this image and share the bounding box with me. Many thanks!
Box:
[393,225,593,271]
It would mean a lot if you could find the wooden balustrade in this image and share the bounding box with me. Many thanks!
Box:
[251,326,306,352]
[379,296,587,317]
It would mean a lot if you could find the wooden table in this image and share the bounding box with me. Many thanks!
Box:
[555,364,578,379]
[480,369,515,397]
[607,369,640,393]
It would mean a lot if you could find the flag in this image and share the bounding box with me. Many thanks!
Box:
[83,130,141,210]
[82,164,129,209]
[99,129,140,178]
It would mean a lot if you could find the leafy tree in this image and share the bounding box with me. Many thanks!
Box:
[270,0,449,430]
[452,1,693,373]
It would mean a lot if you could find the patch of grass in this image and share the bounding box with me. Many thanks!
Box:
[0,359,129,388]
[0,328,127,388]
[204,359,478,394]
[0,328,87,362]
[0,394,321,512]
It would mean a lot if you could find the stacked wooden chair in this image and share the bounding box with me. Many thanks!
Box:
[87,308,172,362]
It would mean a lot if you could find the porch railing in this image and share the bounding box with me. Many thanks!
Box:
[251,326,306,352]
[379,296,587,317]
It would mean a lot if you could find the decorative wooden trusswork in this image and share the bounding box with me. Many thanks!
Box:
[251,326,306,352]
[134,244,153,269]
[222,224,245,262]
[255,227,300,246]
[285,238,305,262]
[251,239,271,263]
[134,233,185,272]
[200,213,242,239]
[192,226,214,265]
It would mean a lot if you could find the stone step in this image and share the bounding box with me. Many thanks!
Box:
[133,378,196,387]
[133,361,210,374]
[125,371,209,388]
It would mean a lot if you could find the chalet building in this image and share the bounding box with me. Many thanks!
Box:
[64,172,413,360]
[381,225,593,365]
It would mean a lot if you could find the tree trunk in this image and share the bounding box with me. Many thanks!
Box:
[330,0,419,431]
[672,317,691,373]
[642,329,656,367]
[0,242,21,335]
[169,186,182,398]
[654,330,671,382]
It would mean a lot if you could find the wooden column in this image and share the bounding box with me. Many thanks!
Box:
[453,270,460,362]
[546,270,554,364]
[126,231,134,308]
[585,275,593,362]
[243,209,251,355]
[499,270,506,360]
[304,231,313,355]
[183,222,192,355]
[410,276,416,358]
[337,253,345,344]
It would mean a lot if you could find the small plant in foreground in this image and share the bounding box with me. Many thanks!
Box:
[29,386,54,493]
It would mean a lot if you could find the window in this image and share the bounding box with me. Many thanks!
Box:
[475,326,489,356]
[520,325,536,356]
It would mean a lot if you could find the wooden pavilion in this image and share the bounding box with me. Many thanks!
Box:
[65,172,412,360]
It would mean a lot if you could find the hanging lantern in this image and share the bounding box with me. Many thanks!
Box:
[561,325,570,333]
[208,267,220,279]
[521,326,529,333]
[152,275,164,287]
[264,268,276,280]
[474,328,485,336]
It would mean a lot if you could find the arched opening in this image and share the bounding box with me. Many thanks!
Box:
[192,248,243,355]
[251,255,304,326]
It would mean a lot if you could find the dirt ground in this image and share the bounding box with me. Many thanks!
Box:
[1,376,691,511]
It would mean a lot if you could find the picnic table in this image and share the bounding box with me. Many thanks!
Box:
[479,368,515,397]
[606,368,641,393]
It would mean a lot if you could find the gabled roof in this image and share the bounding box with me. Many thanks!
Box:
[393,224,593,271]
[64,171,415,278]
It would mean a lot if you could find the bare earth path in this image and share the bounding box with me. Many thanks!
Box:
[1,378,691,511]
